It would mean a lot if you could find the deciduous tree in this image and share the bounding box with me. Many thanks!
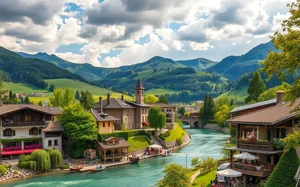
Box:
[0,79,8,101]
[144,94,159,104]
[80,91,95,110]
[159,94,168,104]
[59,104,98,142]
[258,82,291,102]
[148,106,161,129]
[214,105,231,126]
[49,88,64,107]
[31,150,51,172]
[261,0,300,110]
[157,163,191,187]
[158,112,166,130]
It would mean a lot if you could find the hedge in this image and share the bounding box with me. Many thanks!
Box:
[1,138,41,143]
[265,147,299,187]
[0,165,7,175]
[98,130,151,141]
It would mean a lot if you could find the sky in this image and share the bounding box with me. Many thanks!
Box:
[0,0,292,67]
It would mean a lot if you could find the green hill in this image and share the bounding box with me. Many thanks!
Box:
[177,58,217,70]
[207,42,277,80]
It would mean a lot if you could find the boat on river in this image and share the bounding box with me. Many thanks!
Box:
[129,154,140,163]
[89,165,106,172]
[69,164,84,172]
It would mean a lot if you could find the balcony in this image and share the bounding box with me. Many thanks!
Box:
[238,138,273,151]
[3,121,45,127]
[218,159,273,177]
[231,162,273,177]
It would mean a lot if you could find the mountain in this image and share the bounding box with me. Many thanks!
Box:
[177,58,217,70]
[18,52,118,81]
[0,46,89,89]
[207,41,277,80]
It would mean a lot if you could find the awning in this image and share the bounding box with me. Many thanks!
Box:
[234,152,259,160]
[148,144,162,149]
[1,148,42,155]
[217,169,242,177]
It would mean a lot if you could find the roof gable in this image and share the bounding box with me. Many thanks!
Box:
[230,99,276,113]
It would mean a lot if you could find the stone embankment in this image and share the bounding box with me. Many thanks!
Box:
[0,168,34,182]
[203,123,229,133]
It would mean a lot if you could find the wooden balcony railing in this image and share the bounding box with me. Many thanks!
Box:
[3,121,45,127]
[238,139,273,151]
[231,162,273,177]
[103,153,127,159]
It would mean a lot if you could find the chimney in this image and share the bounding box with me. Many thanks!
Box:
[107,94,110,105]
[99,97,103,113]
[121,95,124,100]
[276,90,285,105]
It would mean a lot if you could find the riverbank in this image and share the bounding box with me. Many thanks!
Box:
[203,123,229,133]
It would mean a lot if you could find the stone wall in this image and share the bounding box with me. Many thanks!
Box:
[203,123,229,133]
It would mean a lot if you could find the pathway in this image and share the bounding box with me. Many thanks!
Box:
[190,170,200,183]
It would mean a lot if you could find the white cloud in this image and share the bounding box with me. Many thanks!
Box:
[190,42,211,51]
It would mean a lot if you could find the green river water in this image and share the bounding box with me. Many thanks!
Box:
[3,125,229,187]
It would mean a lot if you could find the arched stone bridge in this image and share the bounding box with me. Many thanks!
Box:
[181,117,201,128]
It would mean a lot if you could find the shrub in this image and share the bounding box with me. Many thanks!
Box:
[176,138,183,146]
[273,138,286,150]
[31,150,51,172]
[98,130,152,141]
[61,163,69,169]
[14,170,18,174]
[28,161,37,171]
[0,165,7,175]
[265,148,299,187]
[18,162,29,169]
[19,154,32,162]
[49,150,63,169]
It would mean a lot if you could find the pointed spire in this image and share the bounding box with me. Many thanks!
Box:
[135,78,144,90]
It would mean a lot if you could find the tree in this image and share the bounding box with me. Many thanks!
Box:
[63,88,75,107]
[49,88,63,107]
[199,93,215,125]
[80,91,95,110]
[159,94,168,104]
[191,157,200,170]
[158,112,166,130]
[49,150,63,169]
[245,71,266,103]
[157,164,191,187]
[199,157,216,172]
[261,1,300,111]
[0,79,8,101]
[31,150,51,172]
[144,94,159,104]
[24,96,30,104]
[75,90,80,101]
[184,112,190,117]
[283,129,300,149]
[178,107,185,115]
[9,90,12,100]
[148,106,161,129]
[59,104,98,142]
[214,105,230,126]
[258,82,291,102]
[49,84,56,92]
[265,148,299,187]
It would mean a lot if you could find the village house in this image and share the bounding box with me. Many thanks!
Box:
[225,91,300,184]
[93,79,150,130]
[0,103,63,157]
[90,97,119,134]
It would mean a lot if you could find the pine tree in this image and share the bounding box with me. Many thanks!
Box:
[75,90,80,100]
[49,84,56,92]
[24,96,30,104]
[245,71,266,103]
[80,91,95,110]
[0,79,8,101]
[9,90,12,100]
[159,95,168,104]
[200,93,215,126]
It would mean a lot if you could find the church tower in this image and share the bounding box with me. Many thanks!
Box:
[135,79,144,104]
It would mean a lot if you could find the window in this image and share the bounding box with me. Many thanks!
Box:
[137,91,139,94]
[3,128,15,136]
[39,128,42,134]
[48,140,52,146]
[25,115,31,122]
[14,115,21,122]
[103,123,105,127]
[108,123,110,127]
[54,140,58,146]
[29,127,39,135]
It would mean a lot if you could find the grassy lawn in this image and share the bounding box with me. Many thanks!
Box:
[187,169,200,178]
[128,136,151,152]
[165,124,187,143]
[146,88,181,95]
[3,82,49,95]
[192,170,216,186]
[218,86,248,105]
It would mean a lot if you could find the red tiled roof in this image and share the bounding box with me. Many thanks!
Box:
[227,99,300,125]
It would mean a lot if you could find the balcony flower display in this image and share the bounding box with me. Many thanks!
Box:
[142,121,149,127]
[3,146,22,151]
[24,144,41,149]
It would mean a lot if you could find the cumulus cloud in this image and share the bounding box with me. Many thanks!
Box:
[0,0,293,67]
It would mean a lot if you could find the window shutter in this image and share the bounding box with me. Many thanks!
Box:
[281,128,286,138]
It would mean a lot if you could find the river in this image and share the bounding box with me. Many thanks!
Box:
[3,125,229,187]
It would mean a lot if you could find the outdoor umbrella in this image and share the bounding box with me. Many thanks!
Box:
[234,152,259,160]
[148,144,162,149]
[216,169,242,177]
